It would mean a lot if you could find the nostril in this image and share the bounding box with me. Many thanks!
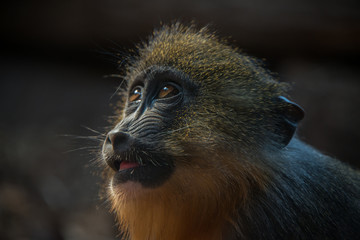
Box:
[108,131,131,152]
[106,135,112,145]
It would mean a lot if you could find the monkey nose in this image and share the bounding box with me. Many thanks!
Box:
[103,131,133,171]
[105,130,132,153]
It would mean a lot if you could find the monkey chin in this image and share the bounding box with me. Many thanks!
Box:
[109,179,148,199]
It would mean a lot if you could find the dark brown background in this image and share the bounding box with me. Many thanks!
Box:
[1,0,359,239]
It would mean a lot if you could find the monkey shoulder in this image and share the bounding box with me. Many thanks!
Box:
[243,139,360,239]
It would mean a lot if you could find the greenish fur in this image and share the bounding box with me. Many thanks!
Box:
[123,23,289,153]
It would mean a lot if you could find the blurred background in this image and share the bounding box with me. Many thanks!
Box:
[0,0,359,239]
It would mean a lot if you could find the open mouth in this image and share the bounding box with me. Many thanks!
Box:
[112,157,174,188]
[120,161,141,170]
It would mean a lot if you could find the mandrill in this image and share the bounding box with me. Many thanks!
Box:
[101,23,360,240]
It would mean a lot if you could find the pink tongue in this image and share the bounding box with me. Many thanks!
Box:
[120,161,140,170]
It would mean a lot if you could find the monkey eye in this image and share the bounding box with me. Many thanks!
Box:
[129,86,142,102]
[158,84,180,99]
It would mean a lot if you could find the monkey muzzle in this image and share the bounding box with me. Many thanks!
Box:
[102,130,174,188]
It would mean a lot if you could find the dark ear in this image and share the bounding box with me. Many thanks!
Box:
[273,96,304,147]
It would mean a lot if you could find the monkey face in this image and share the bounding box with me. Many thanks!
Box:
[102,66,198,189]
[102,24,304,195]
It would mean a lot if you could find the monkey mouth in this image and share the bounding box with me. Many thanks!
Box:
[113,156,174,188]
[120,161,141,170]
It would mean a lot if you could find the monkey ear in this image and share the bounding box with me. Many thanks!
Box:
[273,96,304,147]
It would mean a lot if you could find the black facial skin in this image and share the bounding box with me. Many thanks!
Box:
[102,67,197,188]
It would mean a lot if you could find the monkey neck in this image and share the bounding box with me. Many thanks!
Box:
[112,183,230,240]
[110,159,268,240]
[120,201,226,239]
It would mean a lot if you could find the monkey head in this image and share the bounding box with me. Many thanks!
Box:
[101,23,304,238]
